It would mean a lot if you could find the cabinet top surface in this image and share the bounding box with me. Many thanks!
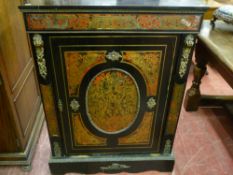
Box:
[20,0,208,10]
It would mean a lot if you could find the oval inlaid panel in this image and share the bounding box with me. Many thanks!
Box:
[86,69,139,133]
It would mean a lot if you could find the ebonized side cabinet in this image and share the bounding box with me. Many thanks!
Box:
[20,0,207,174]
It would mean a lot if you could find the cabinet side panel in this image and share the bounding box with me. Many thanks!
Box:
[0,78,18,152]
[0,0,31,88]
[14,69,40,138]
[40,85,60,136]
[162,34,195,154]
[165,83,185,135]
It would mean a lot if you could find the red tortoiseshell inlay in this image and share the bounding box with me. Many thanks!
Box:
[27,13,201,31]
[123,51,162,96]
[72,113,107,146]
[64,51,106,96]
[118,112,154,145]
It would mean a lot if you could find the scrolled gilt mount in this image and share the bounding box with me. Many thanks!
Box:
[178,34,195,78]
[33,34,48,80]
[100,163,130,171]
[184,34,195,47]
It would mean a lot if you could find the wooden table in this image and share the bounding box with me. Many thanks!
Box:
[184,20,233,114]
[204,0,233,19]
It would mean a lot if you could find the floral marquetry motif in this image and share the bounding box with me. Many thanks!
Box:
[72,114,106,146]
[118,112,154,145]
[64,51,106,95]
[123,51,162,96]
[87,70,139,133]
[40,85,60,136]
[26,13,201,31]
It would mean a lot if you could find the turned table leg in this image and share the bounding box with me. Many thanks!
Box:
[184,41,207,111]
[210,16,217,29]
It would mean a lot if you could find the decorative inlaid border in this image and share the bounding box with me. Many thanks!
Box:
[40,85,60,136]
[165,83,185,135]
[26,13,201,31]
[72,113,107,146]
[48,35,178,152]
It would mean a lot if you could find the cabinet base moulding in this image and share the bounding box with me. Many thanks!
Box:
[49,154,174,174]
[0,105,44,166]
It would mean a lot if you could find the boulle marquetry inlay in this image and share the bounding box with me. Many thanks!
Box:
[86,69,139,133]
[55,37,176,150]
[40,85,60,136]
[63,48,164,146]
[64,51,106,96]
[123,51,162,95]
[26,13,201,31]
[118,112,154,145]
[21,0,206,173]
[72,113,107,146]
[165,83,186,135]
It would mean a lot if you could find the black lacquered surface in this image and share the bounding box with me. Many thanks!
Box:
[21,0,208,10]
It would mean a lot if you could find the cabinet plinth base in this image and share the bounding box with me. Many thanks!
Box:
[0,105,44,166]
[49,154,174,174]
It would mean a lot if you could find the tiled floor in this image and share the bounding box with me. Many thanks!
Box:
[174,64,233,175]
[0,64,232,175]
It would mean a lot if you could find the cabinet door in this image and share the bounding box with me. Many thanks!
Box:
[49,34,179,155]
